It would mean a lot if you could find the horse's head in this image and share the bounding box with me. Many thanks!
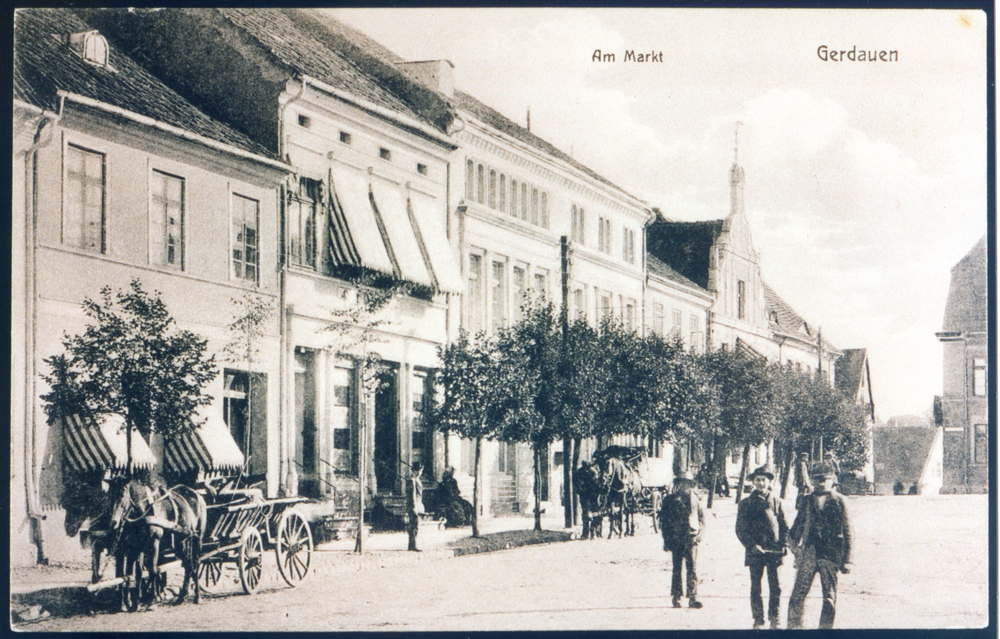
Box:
[62,476,113,539]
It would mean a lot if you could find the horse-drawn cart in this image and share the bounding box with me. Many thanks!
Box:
[579,446,670,537]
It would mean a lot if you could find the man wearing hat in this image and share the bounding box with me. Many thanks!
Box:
[657,470,705,609]
[787,462,853,629]
[736,465,789,629]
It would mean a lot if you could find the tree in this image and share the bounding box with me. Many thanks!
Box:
[221,288,276,484]
[41,279,217,473]
[430,331,521,537]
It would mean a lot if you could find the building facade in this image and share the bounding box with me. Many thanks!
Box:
[12,8,291,566]
[936,236,988,494]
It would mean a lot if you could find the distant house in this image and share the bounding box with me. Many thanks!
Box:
[835,349,876,483]
[936,237,988,494]
[872,425,943,495]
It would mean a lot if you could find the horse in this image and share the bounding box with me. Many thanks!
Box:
[110,478,207,608]
[601,456,643,538]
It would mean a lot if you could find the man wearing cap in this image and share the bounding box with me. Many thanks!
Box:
[787,462,853,629]
[736,465,789,629]
[658,470,705,609]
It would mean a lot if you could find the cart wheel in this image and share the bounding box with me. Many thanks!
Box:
[275,510,313,587]
[238,528,264,595]
[650,489,663,533]
[198,557,226,594]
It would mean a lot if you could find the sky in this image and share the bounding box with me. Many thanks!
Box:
[327,8,989,422]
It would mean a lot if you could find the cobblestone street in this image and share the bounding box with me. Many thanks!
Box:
[13,494,989,632]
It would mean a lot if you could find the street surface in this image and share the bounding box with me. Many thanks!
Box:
[18,494,989,631]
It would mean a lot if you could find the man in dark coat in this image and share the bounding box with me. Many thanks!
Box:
[736,465,789,629]
[658,470,705,609]
[787,462,853,629]
[405,462,424,551]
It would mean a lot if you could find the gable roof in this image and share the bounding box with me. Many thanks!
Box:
[645,218,725,290]
[873,426,938,485]
[835,348,871,404]
[942,235,987,334]
[763,282,809,335]
[15,8,279,162]
[646,254,708,294]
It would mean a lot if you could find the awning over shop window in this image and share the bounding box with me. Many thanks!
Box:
[370,177,433,288]
[61,413,156,474]
[328,165,395,276]
[164,418,245,476]
[408,190,464,294]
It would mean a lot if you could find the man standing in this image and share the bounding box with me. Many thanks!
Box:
[405,462,424,552]
[736,465,789,629]
[658,470,705,609]
[787,462,853,629]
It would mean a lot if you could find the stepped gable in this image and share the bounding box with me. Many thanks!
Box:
[645,218,724,290]
[15,8,277,161]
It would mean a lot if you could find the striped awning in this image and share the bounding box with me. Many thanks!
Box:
[329,165,395,276]
[61,413,155,474]
[164,418,245,475]
[370,177,434,288]
[408,190,464,294]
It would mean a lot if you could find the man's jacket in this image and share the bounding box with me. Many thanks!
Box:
[789,490,852,568]
[658,490,704,552]
[735,489,789,566]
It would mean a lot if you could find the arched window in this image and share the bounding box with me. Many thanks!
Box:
[499,175,506,213]
[466,159,474,200]
[84,33,109,66]
[510,180,518,217]
[489,170,497,209]
[540,192,548,229]
[520,183,528,220]
[530,188,539,225]
[476,164,485,204]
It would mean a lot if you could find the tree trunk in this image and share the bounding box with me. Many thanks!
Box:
[571,437,582,525]
[706,434,717,509]
[563,436,573,529]
[779,440,794,499]
[354,405,366,554]
[533,441,542,532]
[472,436,482,538]
[735,444,751,503]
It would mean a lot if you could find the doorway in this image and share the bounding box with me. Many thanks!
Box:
[373,365,399,494]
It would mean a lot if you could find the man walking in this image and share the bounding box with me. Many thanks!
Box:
[658,470,705,609]
[736,465,789,630]
[787,462,853,629]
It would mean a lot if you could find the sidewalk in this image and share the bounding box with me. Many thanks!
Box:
[10,511,574,601]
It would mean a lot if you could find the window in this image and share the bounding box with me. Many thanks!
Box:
[340,131,352,145]
[379,147,392,161]
[64,144,105,253]
[973,358,987,396]
[288,179,317,270]
[530,188,539,225]
[534,271,548,299]
[575,288,586,320]
[601,292,612,319]
[520,183,528,221]
[623,228,635,264]
[232,194,260,282]
[417,163,428,176]
[70,31,110,68]
[151,170,184,268]
[489,170,497,209]
[468,253,484,333]
[513,266,526,319]
[466,160,474,199]
[541,192,549,229]
[477,164,485,204]
[491,260,507,332]
[974,424,988,464]
[331,365,355,473]
[498,441,517,474]
[571,205,585,243]
[598,217,612,253]
[737,279,746,320]
[654,303,664,335]
[223,369,267,478]
[411,370,431,472]
[672,309,683,335]
[510,179,518,217]
[625,301,635,329]
[499,175,506,212]
[297,114,311,128]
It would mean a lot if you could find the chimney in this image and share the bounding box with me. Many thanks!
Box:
[395,59,455,98]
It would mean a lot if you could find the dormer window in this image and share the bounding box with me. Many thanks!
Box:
[69,31,111,69]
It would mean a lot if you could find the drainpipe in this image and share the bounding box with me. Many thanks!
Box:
[277,76,307,496]
[24,111,58,564]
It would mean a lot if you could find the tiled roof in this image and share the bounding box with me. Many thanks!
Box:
[835,348,867,399]
[645,218,724,289]
[217,8,454,134]
[942,235,987,333]
[762,282,809,336]
[646,254,708,294]
[14,8,279,161]
[298,10,639,201]
[873,426,938,485]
